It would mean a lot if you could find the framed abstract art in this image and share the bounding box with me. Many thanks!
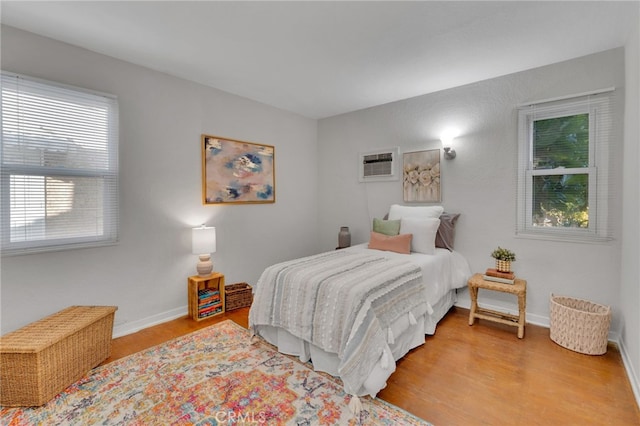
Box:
[402,149,441,202]
[201,134,275,204]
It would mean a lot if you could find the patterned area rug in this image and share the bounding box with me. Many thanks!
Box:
[1,320,430,425]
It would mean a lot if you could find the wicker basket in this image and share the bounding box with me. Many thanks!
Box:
[549,294,611,355]
[0,305,117,406]
[225,283,253,311]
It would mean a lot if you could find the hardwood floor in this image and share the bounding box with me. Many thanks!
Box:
[105,307,640,425]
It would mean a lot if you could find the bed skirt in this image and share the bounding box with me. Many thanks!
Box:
[425,288,457,335]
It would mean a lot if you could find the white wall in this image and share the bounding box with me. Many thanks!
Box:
[621,7,640,403]
[0,26,319,335]
[318,49,626,333]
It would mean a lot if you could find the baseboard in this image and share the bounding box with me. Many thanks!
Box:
[454,299,619,341]
[618,336,640,409]
[112,306,187,338]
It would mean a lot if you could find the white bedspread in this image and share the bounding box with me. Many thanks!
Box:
[343,244,471,306]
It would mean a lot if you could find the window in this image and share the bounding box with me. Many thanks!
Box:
[517,90,613,242]
[1,72,119,255]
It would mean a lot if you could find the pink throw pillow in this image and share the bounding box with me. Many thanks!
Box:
[368,231,412,254]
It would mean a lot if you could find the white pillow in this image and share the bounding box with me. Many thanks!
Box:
[388,204,444,220]
[400,217,441,254]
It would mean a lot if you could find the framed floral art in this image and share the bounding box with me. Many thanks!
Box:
[201,134,275,204]
[402,149,441,202]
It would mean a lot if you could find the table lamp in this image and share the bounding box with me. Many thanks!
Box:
[192,225,216,276]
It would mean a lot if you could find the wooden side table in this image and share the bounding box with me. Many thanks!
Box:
[468,273,527,338]
[188,273,225,321]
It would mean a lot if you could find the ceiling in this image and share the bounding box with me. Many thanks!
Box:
[1,1,637,119]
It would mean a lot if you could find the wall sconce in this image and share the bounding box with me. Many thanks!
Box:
[192,225,217,276]
[440,129,459,160]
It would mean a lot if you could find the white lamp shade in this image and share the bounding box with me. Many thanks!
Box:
[192,226,216,255]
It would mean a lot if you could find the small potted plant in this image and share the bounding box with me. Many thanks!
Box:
[491,246,516,272]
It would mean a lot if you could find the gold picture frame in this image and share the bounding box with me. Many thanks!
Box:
[201,134,275,204]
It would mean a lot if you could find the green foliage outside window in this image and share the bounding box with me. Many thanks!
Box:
[532,114,589,228]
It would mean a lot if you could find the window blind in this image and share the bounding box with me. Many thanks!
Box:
[1,72,119,255]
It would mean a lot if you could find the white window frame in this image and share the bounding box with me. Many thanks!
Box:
[1,72,119,255]
[517,93,611,242]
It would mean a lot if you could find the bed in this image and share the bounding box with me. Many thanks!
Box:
[249,205,472,398]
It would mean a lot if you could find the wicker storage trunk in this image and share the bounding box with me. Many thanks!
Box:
[225,283,253,311]
[549,294,611,355]
[0,305,117,407]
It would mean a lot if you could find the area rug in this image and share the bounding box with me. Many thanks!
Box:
[1,320,430,425]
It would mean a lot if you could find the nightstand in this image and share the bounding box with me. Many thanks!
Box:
[188,273,225,321]
[468,273,527,338]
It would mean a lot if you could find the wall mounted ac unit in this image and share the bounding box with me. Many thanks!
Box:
[358,147,400,182]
